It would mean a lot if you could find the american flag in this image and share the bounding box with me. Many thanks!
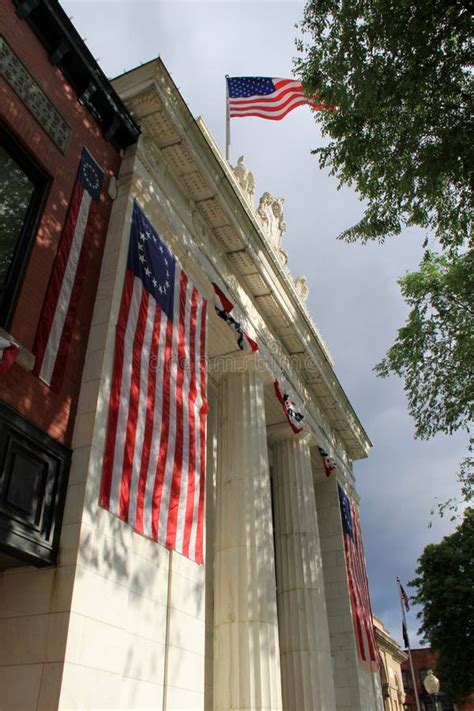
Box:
[338,484,378,665]
[227,76,327,120]
[274,379,304,434]
[0,336,19,375]
[34,148,104,390]
[100,202,208,564]
[212,282,258,352]
[318,446,337,477]
[399,581,411,612]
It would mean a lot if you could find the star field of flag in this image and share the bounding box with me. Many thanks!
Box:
[338,484,354,541]
[128,203,176,321]
[78,148,104,200]
[227,77,276,97]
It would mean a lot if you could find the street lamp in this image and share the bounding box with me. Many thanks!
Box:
[423,669,440,711]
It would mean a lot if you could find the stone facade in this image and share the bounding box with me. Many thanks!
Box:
[374,616,407,711]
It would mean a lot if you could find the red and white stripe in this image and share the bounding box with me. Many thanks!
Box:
[0,336,19,375]
[274,379,304,434]
[33,151,103,391]
[229,78,326,120]
[344,503,378,664]
[100,265,208,564]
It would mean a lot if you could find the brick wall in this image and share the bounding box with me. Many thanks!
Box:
[0,0,122,446]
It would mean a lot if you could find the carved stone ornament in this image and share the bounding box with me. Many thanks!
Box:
[278,249,289,267]
[257,192,287,249]
[0,35,71,153]
[295,275,309,302]
[232,156,255,205]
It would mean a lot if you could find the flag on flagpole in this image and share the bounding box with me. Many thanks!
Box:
[400,582,411,612]
[226,76,328,121]
[100,202,208,564]
[34,148,104,390]
[318,446,337,477]
[397,578,422,710]
[338,484,378,664]
[402,620,410,648]
[212,282,258,352]
[0,336,19,375]
[274,379,304,433]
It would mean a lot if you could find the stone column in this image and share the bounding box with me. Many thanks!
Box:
[213,368,282,711]
[271,434,336,711]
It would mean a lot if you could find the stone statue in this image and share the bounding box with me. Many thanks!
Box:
[233,156,255,205]
[295,275,309,303]
[257,192,287,249]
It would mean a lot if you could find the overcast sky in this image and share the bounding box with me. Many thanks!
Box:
[63,0,467,649]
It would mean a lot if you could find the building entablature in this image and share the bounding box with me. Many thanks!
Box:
[112,58,371,466]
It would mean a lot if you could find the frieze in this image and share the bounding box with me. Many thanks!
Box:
[0,35,71,153]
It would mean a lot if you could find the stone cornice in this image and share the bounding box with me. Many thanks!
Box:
[375,627,408,663]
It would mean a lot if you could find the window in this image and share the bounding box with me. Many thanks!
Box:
[0,402,71,567]
[0,125,49,328]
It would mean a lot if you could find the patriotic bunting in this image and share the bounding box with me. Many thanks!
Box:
[212,282,258,352]
[100,202,208,564]
[227,76,328,121]
[318,446,337,477]
[33,148,105,390]
[338,484,378,665]
[0,336,19,375]
[274,379,304,434]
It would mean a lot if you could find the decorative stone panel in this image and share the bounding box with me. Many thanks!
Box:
[0,34,71,153]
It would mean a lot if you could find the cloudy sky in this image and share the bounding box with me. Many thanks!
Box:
[63,0,466,648]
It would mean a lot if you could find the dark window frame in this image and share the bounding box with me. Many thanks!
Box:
[0,401,71,567]
[0,123,51,329]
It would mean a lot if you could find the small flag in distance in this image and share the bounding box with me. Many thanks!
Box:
[400,582,411,612]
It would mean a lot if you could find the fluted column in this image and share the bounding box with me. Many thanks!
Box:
[214,369,282,711]
[272,435,336,711]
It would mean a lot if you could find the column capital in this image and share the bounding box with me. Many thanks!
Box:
[267,422,314,445]
[208,349,273,383]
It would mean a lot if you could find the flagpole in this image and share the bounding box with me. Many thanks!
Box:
[397,577,421,711]
[225,75,231,163]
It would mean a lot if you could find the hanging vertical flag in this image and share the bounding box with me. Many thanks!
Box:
[33,148,105,390]
[212,282,258,352]
[318,446,337,477]
[338,484,378,665]
[226,77,327,120]
[0,336,19,375]
[274,379,304,434]
[100,202,208,564]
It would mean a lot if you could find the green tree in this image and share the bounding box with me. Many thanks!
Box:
[295,0,473,500]
[409,508,474,703]
[295,0,472,248]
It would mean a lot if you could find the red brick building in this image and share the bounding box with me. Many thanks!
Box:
[0,0,139,567]
[402,648,473,711]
